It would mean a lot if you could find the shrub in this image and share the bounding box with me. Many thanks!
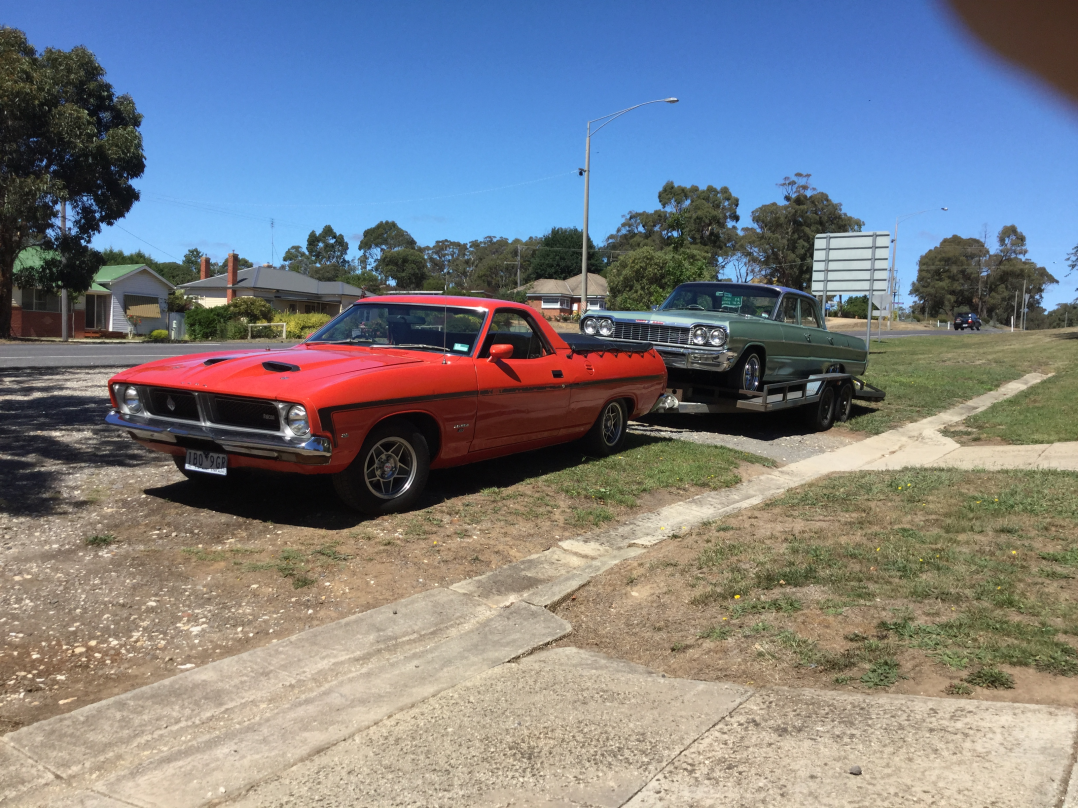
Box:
[280,312,332,339]
[185,305,231,340]
[148,329,169,341]
[227,296,274,323]
[841,295,869,319]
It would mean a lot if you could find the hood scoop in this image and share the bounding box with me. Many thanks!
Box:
[263,361,300,373]
[203,356,237,366]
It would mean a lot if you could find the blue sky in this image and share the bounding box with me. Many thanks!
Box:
[8,0,1078,307]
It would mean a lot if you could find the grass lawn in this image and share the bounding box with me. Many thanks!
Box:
[851,328,1078,435]
[947,368,1078,445]
[555,468,1078,705]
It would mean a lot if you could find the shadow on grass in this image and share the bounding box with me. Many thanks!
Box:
[144,432,674,528]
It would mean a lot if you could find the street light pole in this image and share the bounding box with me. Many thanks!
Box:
[580,98,678,315]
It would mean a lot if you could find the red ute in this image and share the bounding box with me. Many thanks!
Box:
[106,296,668,514]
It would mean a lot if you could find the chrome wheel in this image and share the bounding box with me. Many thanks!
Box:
[741,354,761,391]
[601,401,625,447]
[363,437,418,500]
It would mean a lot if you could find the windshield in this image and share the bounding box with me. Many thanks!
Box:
[661,283,781,319]
[306,303,487,355]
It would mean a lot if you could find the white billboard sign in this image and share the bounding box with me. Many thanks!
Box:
[811,231,891,303]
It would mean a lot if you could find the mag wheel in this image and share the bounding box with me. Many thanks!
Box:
[333,420,430,515]
[583,399,628,456]
[727,350,763,391]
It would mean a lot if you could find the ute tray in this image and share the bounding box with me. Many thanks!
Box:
[562,334,654,355]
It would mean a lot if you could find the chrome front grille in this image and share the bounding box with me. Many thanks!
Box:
[212,396,280,432]
[140,386,281,433]
[146,389,200,421]
[611,321,691,346]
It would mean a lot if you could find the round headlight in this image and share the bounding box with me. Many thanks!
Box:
[691,326,709,345]
[709,327,727,347]
[598,318,614,337]
[286,404,310,436]
[582,317,598,335]
[123,385,142,413]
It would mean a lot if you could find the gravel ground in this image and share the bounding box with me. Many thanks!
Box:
[0,366,751,734]
[631,412,860,463]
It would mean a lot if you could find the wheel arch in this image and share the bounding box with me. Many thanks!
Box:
[369,411,442,461]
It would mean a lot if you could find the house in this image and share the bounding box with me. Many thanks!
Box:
[10,248,174,338]
[179,256,366,315]
[517,273,609,319]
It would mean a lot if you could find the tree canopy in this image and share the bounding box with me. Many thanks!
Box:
[527,227,598,282]
[741,174,864,290]
[380,248,430,289]
[605,247,714,311]
[0,28,145,335]
[909,225,1057,325]
[358,220,418,280]
[306,224,349,267]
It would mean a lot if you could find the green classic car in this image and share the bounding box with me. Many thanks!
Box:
[580,282,868,395]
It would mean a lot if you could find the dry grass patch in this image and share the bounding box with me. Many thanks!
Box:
[555,468,1078,705]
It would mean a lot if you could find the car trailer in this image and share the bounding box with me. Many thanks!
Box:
[651,373,885,431]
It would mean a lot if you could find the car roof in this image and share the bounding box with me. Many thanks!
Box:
[352,294,515,311]
[677,281,802,295]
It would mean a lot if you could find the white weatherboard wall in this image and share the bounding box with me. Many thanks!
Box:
[811,231,892,309]
[108,269,171,334]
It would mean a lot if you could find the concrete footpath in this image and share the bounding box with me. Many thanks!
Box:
[3,371,1076,807]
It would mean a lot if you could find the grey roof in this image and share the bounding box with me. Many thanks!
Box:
[517,273,608,297]
[179,266,365,298]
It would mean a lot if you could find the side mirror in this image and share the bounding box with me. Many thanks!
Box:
[487,343,514,362]
[650,305,660,312]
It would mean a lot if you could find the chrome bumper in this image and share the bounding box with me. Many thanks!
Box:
[655,346,737,371]
[106,410,333,464]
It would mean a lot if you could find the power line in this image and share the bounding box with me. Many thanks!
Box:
[110,224,181,262]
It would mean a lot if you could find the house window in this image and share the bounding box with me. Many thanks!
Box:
[304,304,318,314]
[540,296,566,309]
[24,287,61,312]
[588,297,606,311]
[85,295,111,329]
[124,295,163,320]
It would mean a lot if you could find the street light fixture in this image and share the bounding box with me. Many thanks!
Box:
[889,206,948,329]
[579,98,678,314]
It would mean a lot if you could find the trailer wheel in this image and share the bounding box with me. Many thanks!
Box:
[804,385,837,431]
[836,381,854,423]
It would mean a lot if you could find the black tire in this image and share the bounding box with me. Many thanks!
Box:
[726,350,763,391]
[803,385,837,431]
[582,399,628,457]
[835,381,854,423]
[333,419,430,515]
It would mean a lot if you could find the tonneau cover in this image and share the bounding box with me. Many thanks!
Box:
[562,334,654,354]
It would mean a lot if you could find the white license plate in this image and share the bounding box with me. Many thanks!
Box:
[185,449,228,476]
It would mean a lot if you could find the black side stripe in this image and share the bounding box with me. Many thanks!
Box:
[317,374,665,441]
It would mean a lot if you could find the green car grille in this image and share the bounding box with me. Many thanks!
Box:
[612,321,691,346]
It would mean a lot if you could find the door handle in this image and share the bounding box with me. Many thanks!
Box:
[828,337,834,345]
[804,334,811,342]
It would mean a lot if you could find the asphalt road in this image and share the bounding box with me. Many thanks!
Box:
[0,341,301,369]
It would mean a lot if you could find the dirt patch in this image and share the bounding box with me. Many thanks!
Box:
[0,367,763,732]
[555,468,1078,707]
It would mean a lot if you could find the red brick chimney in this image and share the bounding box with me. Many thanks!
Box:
[199,255,211,281]
[226,253,238,303]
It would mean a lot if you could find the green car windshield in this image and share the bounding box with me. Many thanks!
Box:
[661,283,781,319]
[306,303,487,354]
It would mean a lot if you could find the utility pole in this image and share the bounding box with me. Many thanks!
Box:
[1013,289,1018,332]
[61,201,69,342]
[516,244,521,288]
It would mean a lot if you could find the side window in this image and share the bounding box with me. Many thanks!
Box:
[802,298,824,328]
[778,296,800,325]
[480,311,550,359]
